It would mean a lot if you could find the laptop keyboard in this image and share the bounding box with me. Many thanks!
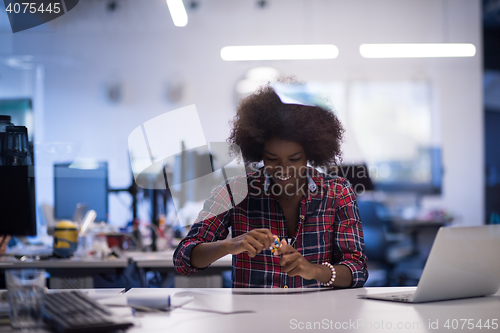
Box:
[386,292,415,302]
[43,291,134,333]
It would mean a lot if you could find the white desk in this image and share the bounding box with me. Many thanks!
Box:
[0,287,498,332]
[128,250,232,269]
[0,251,232,289]
[128,250,232,288]
[0,257,128,269]
[0,257,129,289]
[124,287,500,333]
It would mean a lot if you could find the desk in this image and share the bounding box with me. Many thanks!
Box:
[128,249,232,271]
[125,287,500,333]
[0,257,128,270]
[128,250,233,288]
[0,250,232,289]
[0,257,129,289]
[0,287,498,332]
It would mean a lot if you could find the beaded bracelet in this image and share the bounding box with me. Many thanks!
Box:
[320,262,336,287]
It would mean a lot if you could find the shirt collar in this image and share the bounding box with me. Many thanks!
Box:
[264,171,317,193]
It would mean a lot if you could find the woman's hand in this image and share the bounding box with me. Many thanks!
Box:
[276,240,353,287]
[276,240,316,280]
[224,229,274,257]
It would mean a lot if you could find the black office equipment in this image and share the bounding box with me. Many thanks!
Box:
[329,164,375,191]
[54,162,109,222]
[373,147,442,195]
[43,291,133,333]
[3,126,32,166]
[329,151,442,195]
[0,165,37,235]
[0,116,36,236]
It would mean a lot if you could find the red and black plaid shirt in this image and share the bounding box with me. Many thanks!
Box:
[173,167,368,288]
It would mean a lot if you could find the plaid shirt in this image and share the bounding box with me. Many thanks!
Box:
[173,167,368,288]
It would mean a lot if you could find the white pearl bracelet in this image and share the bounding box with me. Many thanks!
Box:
[320,262,336,287]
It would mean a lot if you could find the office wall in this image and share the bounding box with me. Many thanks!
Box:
[0,65,33,98]
[0,0,482,226]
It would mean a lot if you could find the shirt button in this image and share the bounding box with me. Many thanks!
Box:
[300,215,305,220]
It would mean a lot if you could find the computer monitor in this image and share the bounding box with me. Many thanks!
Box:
[54,162,108,222]
[0,109,36,236]
[329,164,375,192]
[0,165,36,235]
[371,147,442,195]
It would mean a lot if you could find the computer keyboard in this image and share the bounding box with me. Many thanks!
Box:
[386,292,414,302]
[43,291,134,333]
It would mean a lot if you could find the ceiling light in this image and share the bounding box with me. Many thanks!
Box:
[221,44,339,61]
[246,67,280,79]
[166,0,188,27]
[359,43,476,58]
[236,79,264,94]
[236,67,281,94]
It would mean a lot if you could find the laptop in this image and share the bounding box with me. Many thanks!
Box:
[359,225,500,303]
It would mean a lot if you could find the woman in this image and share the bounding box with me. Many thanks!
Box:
[173,82,367,288]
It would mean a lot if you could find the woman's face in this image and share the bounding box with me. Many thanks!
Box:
[263,137,308,195]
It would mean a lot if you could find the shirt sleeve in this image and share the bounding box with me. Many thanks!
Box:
[172,182,234,275]
[332,179,368,288]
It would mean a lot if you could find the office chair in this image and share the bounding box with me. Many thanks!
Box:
[358,200,413,286]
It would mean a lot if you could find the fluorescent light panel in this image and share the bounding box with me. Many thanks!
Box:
[166,0,188,27]
[360,43,476,58]
[236,67,281,94]
[221,44,339,61]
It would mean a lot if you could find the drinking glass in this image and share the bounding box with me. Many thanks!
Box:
[5,269,45,330]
